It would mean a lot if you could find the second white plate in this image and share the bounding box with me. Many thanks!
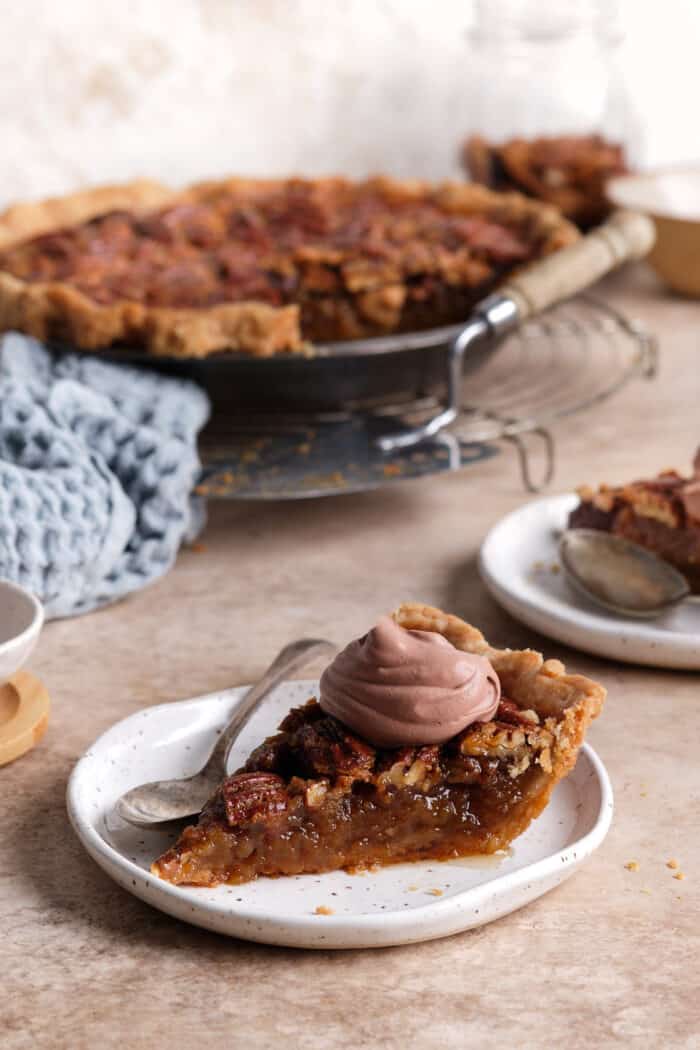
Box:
[67,678,612,949]
[480,493,700,669]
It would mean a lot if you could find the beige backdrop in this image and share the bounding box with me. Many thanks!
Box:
[0,0,697,209]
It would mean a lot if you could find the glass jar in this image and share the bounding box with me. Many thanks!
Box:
[464,0,639,158]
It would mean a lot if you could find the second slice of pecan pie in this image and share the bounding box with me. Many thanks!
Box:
[151,603,604,887]
[464,134,628,229]
[569,453,700,592]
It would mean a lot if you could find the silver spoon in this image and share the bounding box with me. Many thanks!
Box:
[116,637,336,827]
[559,528,690,619]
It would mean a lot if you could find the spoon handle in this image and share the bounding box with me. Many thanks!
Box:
[204,638,336,778]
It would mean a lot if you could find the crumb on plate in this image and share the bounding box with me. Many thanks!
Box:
[314,905,334,915]
[624,860,640,872]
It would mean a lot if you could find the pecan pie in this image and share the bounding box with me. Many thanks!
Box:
[0,176,576,358]
[463,134,628,229]
[152,603,604,887]
[570,453,700,592]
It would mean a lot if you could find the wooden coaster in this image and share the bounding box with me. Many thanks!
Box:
[0,670,50,766]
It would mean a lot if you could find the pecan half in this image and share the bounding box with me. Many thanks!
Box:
[221,772,288,827]
[376,745,442,792]
[289,716,375,782]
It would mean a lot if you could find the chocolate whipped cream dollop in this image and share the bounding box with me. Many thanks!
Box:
[319,616,500,748]
[680,448,700,521]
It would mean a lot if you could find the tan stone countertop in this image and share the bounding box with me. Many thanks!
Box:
[4,267,699,1048]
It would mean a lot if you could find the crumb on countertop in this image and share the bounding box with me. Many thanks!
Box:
[188,542,207,553]
[550,562,561,574]
[314,905,334,915]
[624,860,640,872]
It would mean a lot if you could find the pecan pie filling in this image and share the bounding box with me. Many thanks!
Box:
[151,603,605,888]
[153,696,551,887]
[0,178,577,352]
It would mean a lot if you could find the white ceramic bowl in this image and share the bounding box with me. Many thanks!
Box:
[608,167,700,296]
[0,579,44,683]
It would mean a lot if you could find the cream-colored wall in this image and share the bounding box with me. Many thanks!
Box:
[0,0,697,210]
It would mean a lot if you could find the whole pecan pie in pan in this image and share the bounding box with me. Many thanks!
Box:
[0,177,577,359]
[151,603,605,887]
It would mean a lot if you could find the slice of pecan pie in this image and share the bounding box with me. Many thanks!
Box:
[463,134,628,229]
[0,176,576,358]
[151,603,604,887]
[569,452,700,592]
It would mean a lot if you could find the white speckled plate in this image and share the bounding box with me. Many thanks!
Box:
[67,679,612,949]
[480,494,700,669]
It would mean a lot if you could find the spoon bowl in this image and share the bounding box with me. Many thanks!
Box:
[559,529,691,619]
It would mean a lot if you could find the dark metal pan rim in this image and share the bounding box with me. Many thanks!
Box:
[55,320,467,369]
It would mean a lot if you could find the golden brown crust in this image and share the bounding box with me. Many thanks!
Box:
[0,179,302,358]
[393,602,605,782]
[0,179,173,249]
[0,175,577,359]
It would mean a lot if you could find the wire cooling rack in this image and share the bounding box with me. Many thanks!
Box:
[197,296,657,499]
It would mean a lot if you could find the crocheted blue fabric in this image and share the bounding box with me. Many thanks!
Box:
[0,333,210,618]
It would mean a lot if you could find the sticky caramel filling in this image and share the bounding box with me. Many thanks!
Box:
[0,182,532,320]
[152,697,555,887]
[152,765,551,887]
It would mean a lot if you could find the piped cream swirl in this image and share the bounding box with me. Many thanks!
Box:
[319,616,500,747]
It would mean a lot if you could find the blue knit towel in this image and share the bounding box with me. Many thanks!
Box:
[0,333,210,618]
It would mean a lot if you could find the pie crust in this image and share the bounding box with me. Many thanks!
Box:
[151,603,605,887]
[0,176,577,358]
